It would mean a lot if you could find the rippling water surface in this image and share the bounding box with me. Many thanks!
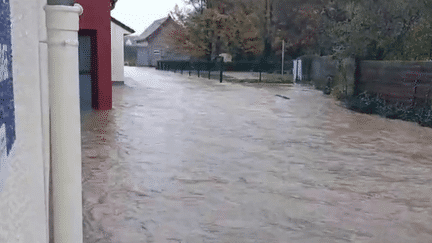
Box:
[81,67,432,243]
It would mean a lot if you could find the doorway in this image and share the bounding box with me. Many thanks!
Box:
[78,30,96,110]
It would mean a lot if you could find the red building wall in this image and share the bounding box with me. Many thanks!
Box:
[76,0,112,110]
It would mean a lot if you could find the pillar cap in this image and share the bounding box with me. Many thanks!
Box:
[44,3,83,31]
[44,3,83,16]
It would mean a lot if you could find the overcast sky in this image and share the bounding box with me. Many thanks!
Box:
[111,0,187,36]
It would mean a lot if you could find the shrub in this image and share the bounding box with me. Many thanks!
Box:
[343,91,432,128]
[331,87,344,100]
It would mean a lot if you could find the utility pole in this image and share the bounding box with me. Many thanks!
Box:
[263,0,273,62]
[266,0,270,36]
[281,39,284,76]
[265,0,270,50]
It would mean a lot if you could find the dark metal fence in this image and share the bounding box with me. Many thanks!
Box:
[157,60,225,82]
[156,60,282,82]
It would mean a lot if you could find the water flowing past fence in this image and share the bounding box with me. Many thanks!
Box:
[156,60,284,83]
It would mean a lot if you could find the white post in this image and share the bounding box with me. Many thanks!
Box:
[44,4,83,243]
[293,60,297,82]
[281,39,284,76]
[298,59,302,81]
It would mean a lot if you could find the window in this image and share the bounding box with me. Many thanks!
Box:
[154,49,160,55]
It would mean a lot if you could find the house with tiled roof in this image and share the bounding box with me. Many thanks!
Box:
[134,15,190,67]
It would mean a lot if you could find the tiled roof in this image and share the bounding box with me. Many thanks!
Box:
[136,16,170,43]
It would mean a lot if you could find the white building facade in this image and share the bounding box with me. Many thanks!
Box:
[0,0,50,241]
[0,0,84,242]
[111,17,134,83]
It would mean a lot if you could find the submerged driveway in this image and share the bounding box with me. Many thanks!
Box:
[81,66,432,243]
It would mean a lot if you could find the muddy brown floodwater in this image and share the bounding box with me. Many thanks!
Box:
[81,67,432,243]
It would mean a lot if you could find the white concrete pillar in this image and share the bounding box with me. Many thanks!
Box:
[44,4,83,243]
[293,60,297,82]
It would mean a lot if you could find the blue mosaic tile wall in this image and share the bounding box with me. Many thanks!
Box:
[0,0,15,156]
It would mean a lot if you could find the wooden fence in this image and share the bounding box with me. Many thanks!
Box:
[294,55,432,106]
[358,61,432,106]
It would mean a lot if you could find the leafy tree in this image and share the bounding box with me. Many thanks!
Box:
[170,0,264,60]
[273,2,324,58]
[222,8,264,60]
[170,0,335,61]
[322,0,432,61]
[253,0,330,59]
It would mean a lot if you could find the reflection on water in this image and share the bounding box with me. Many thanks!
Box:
[81,67,432,242]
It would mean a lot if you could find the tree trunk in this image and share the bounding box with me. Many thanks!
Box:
[353,56,362,96]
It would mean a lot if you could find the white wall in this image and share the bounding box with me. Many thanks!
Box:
[0,0,49,242]
[111,21,132,82]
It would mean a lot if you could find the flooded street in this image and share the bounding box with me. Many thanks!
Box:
[81,66,432,243]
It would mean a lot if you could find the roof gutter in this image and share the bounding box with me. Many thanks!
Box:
[47,0,75,5]
[47,0,117,9]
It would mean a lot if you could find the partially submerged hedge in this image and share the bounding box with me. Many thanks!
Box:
[342,92,432,127]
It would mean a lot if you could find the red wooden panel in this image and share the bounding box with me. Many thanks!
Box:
[76,0,112,110]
